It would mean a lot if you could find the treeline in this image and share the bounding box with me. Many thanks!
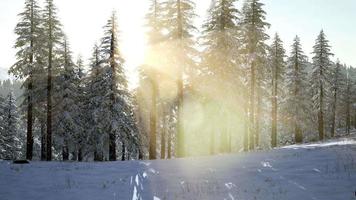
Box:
[0,0,355,161]
[1,0,139,161]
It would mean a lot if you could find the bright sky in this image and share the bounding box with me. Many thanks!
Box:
[0,0,355,87]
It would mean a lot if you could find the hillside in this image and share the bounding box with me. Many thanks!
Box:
[1,135,356,200]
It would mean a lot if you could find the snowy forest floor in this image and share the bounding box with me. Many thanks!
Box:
[1,134,356,200]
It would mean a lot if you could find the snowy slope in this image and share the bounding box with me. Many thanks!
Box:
[1,136,356,200]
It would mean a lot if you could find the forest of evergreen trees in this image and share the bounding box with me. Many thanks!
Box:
[0,0,356,161]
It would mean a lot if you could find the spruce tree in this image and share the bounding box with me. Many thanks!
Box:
[240,0,270,150]
[330,60,344,137]
[86,44,106,161]
[311,30,333,140]
[201,0,240,154]
[42,0,64,161]
[1,92,22,160]
[285,36,309,143]
[74,55,86,161]
[98,12,138,161]
[164,0,198,157]
[54,37,81,161]
[9,0,43,160]
[144,0,165,160]
[269,33,286,147]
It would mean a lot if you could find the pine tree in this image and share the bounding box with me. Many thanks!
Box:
[269,33,286,147]
[285,36,309,143]
[74,55,86,161]
[86,44,106,161]
[164,0,197,158]
[97,12,139,161]
[42,0,64,161]
[1,92,22,160]
[330,60,344,137]
[54,37,81,161]
[144,0,164,160]
[9,0,43,160]
[240,0,270,150]
[201,0,240,154]
[311,30,333,140]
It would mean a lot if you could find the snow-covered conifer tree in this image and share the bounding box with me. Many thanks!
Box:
[330,61,344,137]
[1,92,22,160]
[42,0,64,160]
[96,12,140,161]
[240,0,270,150]
[9,0,43,160]
[269,33,286,147]
[54,37,81,161]
[164,0,198,157]
[285,36,309,143]
[311,30,333,140]
[201,0,240,154]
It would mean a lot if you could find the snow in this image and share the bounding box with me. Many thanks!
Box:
[1,136,356,200]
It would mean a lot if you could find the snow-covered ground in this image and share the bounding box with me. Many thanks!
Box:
[1,136,356,200]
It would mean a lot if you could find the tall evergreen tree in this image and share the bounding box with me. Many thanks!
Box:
[269,33,286,147]
[144,0,165,160]
[98,12,138,161]
[74,55,86,161]
[330,60,344,137]
[86,44,106,161]
[54,37,81,161]
[1,92,22,160]
[285,36,309,143]
[240,0,270,150]
[201,0,240,154]
[42,0,64,161]
[10,0,43,160]
[164,0,198,157]
[311,30,333,140]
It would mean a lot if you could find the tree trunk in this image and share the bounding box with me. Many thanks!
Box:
[26,0,35,161]
[249,60,256,150]
[40,120,46,161]
[94,151,103,162]
[167,130,172,159]
[271,83,277,148]
[176,0,185,158]
[109,132,116,161]
[319,83,324,140]
[331,90,337,137]
[295,123,303,143]
[220,113,228,153]
[62,140,69,161]
[149,79,157,160]
[121,142,126,161]
[256,79,262,147]
[26,76,34,160]
[160,114,166,159]
[346,101,351,135]
[243,103,249,152]
[78,148,83,162]
[109,25,117,162]
[46,34,53,161]
[209,124,214,155]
